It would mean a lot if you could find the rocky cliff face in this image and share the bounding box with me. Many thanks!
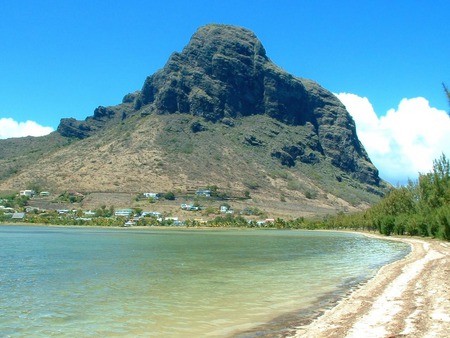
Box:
[56,24,380,187]
[138,25,313,124]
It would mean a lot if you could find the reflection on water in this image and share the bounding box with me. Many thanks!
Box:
[0,226,409,337]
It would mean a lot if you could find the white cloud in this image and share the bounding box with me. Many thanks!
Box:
[0,118,54,139]
[335,93,450,185]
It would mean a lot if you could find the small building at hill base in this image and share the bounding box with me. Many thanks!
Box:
[115,209,134,217]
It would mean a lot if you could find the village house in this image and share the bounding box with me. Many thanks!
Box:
[220,205,234,214]
[12,212,26,220]
[161,217,183,226]
[195,189,211,197]
[181,204,199,211]
[115,208,134,217]
[19,190,35,197]
[143,192,159,199]
[141,211,161,217]
[255,218,275,227]
[0,206,16,214]
[25,206,43,213]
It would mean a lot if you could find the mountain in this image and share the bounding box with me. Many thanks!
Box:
[0,24,389,217]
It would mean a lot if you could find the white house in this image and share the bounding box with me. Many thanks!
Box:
[20,190,35,197]
[181,204,199,211]
[142,211,161,217]
[143,192,159,199]
[12,212,26,220]
[220,205,234,214]
[115,209,134,217]
[195,189,211,197]
[123,220,136,227]
[0,206,16,213]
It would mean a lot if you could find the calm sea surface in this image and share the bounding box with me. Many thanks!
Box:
[0,225,410,337]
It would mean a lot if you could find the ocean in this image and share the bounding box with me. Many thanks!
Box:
[0,225,410,337]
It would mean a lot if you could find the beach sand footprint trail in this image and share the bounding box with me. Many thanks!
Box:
[292,237,450,338]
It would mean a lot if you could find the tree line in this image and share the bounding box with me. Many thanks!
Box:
[316,154,449,240]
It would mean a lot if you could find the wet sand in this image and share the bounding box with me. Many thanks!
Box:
[289,235,450,337]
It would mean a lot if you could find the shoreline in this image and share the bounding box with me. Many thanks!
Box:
[288,234,450,337]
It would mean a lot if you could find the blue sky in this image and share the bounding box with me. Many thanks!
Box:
[1,0,449,185]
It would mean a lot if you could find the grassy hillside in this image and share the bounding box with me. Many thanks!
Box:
[0,113,387,217]
[0,132,71,184]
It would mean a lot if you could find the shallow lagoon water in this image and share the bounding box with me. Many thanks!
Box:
[0,226,410,337]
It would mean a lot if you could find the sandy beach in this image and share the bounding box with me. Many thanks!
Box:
[290,235,450,337]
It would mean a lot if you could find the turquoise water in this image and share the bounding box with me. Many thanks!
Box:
[0,226,410,337]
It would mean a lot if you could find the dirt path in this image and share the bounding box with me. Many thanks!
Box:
[290,236,450,337]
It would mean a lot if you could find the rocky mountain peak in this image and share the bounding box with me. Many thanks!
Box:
[55,24,381,187]
[136,24,274,121]
[182,24,268,68]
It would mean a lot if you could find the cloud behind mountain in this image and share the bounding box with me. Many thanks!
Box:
[336,93,450,185]
[0,118,54,139]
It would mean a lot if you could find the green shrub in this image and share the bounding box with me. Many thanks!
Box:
[436,206,450,240]
[164,192,176,200]
[379,215,395,235]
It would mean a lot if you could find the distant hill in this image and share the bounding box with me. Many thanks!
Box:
[0,24,389,217]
